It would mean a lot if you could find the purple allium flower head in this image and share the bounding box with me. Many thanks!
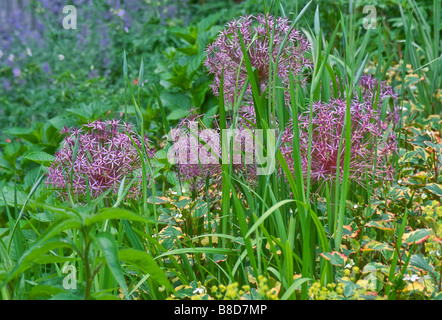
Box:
[281,74,399,187]
[170,110,257,192]
[46,119,155,203]
[169,111,221,191]
[358,74,400,124]
[204,14,312,105]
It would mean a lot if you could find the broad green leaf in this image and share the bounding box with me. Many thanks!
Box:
[119,248,173,291]
[95,232,129,299]
[48,116,75,131]
[424,183,442,198]
[8,213,79,255]
[138,58,144,90]
[320,251,347,267]
[338,277,361,298]
[404,74,421,86]
[431,292,442,300]
[84,208,155,227]
[37,204,81,220]
[28,285,68,300]
[409,254,434,273]
[159,225,182,239]
[192,201,208,219]
[365,220,394,232]
[410,132,432,148]
[160,92,191,111]
[362,240,393,252]
[402,228,432,245]
[362,262,390,276]
[34,218,82,245]
[211,254,227,263]
[154,149,167,160]
[24,152,54,166]
[5,126,42,144]
[401,150,421,164]
[187,52,205,75]
[167,108,189,121]
[147,196,169,205]
[0,187,27,207]
[3,238,73,284]
[172,197,191,208]
[424,141,442,153]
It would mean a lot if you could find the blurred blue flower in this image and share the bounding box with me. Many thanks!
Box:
[42,62,51,74]
[3,79,11,91]
[12,67,21,78]
[116,9,126,18]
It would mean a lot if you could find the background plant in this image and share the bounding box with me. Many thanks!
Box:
[0,0,441,301]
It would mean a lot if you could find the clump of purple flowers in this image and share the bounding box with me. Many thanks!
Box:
[176,13,399,192]
[46,120,154,202]
[169,112,222,192]
[204,14,312,105]
[172,14,313,191]
[280,75,400,186]
[169,111,257,192]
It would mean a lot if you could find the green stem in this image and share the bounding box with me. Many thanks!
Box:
[82,230,93,301]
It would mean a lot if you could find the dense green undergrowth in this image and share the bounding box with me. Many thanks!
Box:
[0,0,441,300]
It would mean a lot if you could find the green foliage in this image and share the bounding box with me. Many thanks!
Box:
[0,0,441,301]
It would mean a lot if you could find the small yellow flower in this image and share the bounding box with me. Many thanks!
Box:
[327,283,336,290]
[336,285,344,295]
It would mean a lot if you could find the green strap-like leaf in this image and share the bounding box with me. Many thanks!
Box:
[245,200,295,239]
[280,277,311,300]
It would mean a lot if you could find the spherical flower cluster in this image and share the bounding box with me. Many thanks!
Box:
[46,119,154,203]
[204,13,312,106]
[169,112,222,191]
[280,74,399,186]
[169,111,256,192]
